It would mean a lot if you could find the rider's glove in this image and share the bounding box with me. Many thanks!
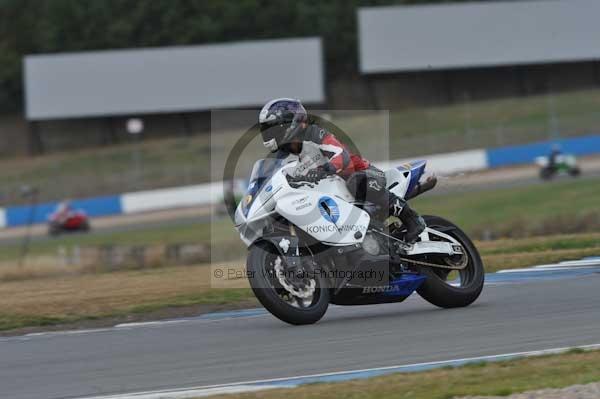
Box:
[305,167,330,183]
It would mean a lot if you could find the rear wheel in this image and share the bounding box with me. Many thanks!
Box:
[246,242,329,325]
[416,216,484,308]
[569,167,581,177]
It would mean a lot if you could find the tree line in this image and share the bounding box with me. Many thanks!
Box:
[0,0,469,114]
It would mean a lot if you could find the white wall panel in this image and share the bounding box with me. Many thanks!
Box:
[359,0,600,73]
[121,182,224,214]
[25,38,324,120]
[375,149,488,175]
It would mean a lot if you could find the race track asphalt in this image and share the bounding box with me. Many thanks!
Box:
[2,269,600,399]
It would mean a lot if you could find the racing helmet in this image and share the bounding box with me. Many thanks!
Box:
[258,98,307,152]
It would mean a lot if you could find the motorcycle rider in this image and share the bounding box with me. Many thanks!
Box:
[259,98,426,243]
[53,200,73,224]
[548,144,562,170]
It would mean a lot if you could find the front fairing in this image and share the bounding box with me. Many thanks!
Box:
[239,156,290,217]
[235,156,369,247]
[235,156,295,245]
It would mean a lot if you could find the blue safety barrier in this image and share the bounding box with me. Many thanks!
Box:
[3,134,600,229]
[5,195,122,227]
[486,134,600,168]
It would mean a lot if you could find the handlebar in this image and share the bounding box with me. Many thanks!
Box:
[286,174,317,184]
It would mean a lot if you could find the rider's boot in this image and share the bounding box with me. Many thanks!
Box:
[390,197,426,244]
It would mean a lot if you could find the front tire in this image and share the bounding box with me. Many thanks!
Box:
[247,242,329,325]
[416,216,484,308]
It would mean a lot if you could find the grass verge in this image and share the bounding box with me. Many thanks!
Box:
[477,232,600,272]
[3,233,598,280]
[206,349,600,399]
[0,217,240,262]
[0,262,255,332]
[0,180,596,286]
[414,177,600,238]
[4,176,600,265]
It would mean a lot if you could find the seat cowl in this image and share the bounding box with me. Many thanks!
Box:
[396,159,427,173]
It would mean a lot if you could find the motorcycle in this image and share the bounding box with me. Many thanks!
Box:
[535,154,580,180]
[234,157,484,325]
[48,208,91,236]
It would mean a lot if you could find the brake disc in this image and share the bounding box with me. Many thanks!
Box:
[443,252,469,269]
[273,257,316,299]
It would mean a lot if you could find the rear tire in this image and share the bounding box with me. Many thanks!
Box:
[569,167,581,177]
[416,216,484,308]
[247,242,329,325]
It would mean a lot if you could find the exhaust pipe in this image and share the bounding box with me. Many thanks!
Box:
[405,175,437,200]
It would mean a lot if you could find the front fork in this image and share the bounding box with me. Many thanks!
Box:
[262,224,308,277]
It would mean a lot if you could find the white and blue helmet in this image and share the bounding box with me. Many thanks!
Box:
[259,98,307,152]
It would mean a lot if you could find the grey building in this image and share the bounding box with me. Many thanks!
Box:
[355,0,600,108]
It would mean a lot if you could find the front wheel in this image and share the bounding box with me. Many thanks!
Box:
[416,216,484,308]
[247,242,329,325]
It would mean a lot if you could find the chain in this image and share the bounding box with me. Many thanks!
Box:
[396,255,468,270]
[372,229,469,271]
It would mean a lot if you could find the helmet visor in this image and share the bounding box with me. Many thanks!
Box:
[260,123,288,144]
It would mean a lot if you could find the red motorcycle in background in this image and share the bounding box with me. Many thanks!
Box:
[48,201,91,236]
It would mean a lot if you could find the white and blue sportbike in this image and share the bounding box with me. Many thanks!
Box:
[235,158,484,325]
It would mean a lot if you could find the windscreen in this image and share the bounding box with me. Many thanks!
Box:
[242,157,288,216]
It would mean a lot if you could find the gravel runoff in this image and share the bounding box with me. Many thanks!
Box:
[460,382,600,399]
